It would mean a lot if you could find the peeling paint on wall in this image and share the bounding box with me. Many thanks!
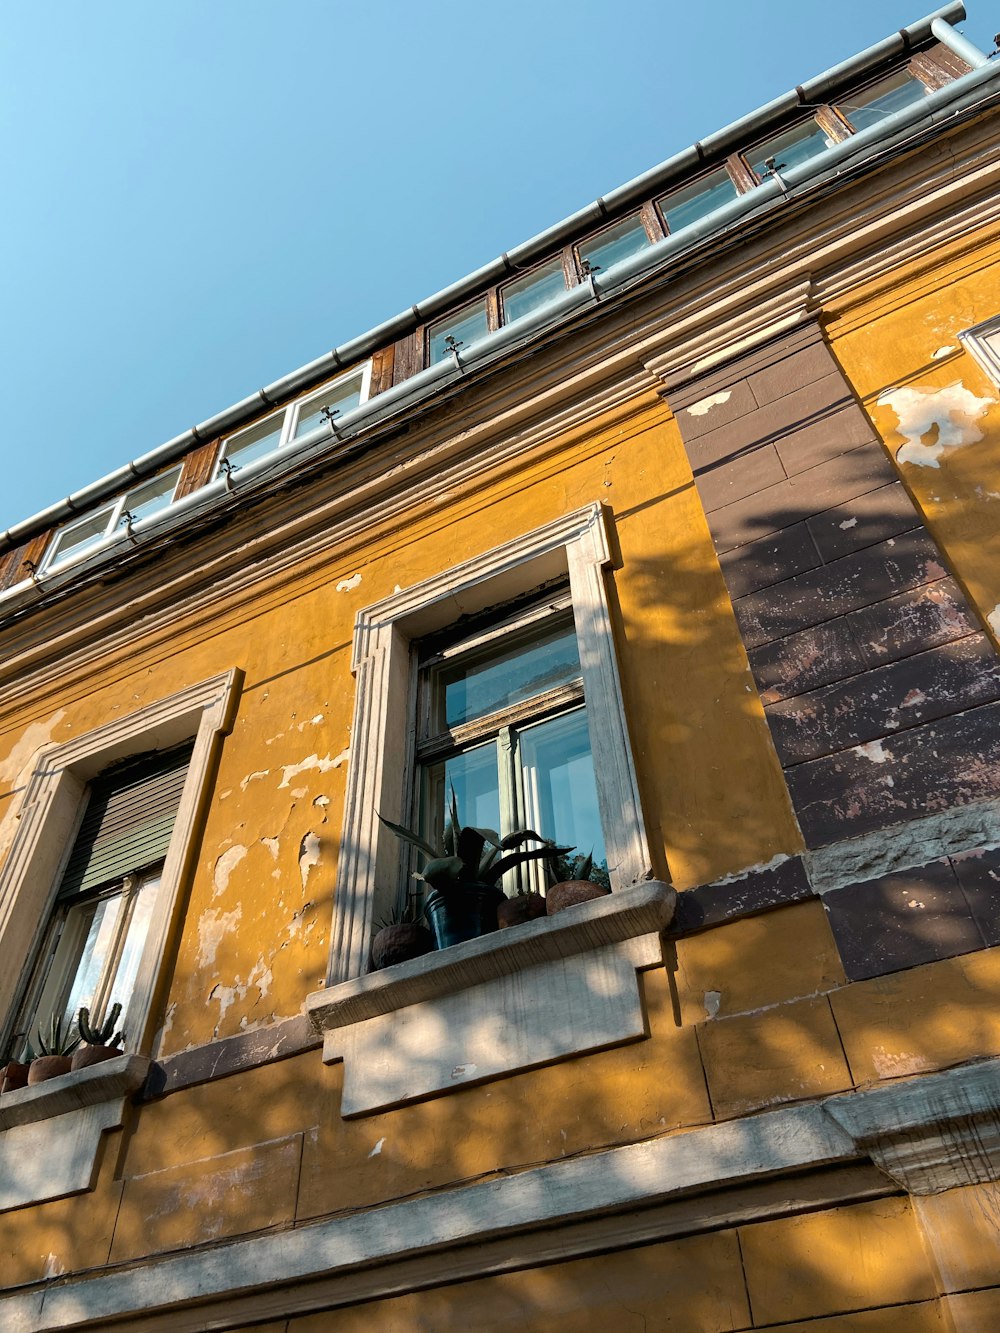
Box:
[261,837,280,861]
[336,572,362,592]
[0,711,67,861]
[857,740,891,764]
[278,754,339,788]
[299,832,321,890]
[932,346,957,360]
[332,747,349,769]
[687,390,732,417]
[197,906,243,968]
[213,845,248,899]
[879,381,996,467]
[240,770,269,791]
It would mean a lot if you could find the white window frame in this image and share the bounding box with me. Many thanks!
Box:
[326,504,651,985]
[0,670,242,1059]
[960,315,1000,386]
[39,466,184,575]
[214,362,373,479]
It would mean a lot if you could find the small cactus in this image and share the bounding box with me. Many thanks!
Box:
[77,1002,124,1048]
[35,1014,81,1058]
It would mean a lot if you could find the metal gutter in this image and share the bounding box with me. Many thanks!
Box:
[0,3,972,560]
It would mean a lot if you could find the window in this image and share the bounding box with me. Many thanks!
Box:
[657,169,740,235]
[577,215,651,276]
[960,314,1000,385]
[0,671,241,1063]
[40,467,183,574]
[500,257,569,326]
[428,300,491,366]
[327,505,650,985]
[837,71,930,131]
[416,594,608,889]
[745,119,837,179]
[11,745,192,1058]
[215,363,371,478]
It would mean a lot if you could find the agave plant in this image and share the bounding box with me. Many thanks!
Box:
[379,785,570,897]
[34,1013,81,1058]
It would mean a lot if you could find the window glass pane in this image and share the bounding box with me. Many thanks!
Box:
[502,258,567,325]
[428,300,490,364]
[292,374,365,440]
[424,743,501,845]
[107,872,160,1020]
[219,413,286,474]
[44,506,116,570]
[53,894,124,1034]
[519,709,606,872]
[122,468,180,526]
[748,120,835,178]
[578,216,650,274]
[838,72,928,131]
[435,620,581,729]
[657,169,738,235]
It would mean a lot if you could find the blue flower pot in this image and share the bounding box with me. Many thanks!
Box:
[424,885,504,950]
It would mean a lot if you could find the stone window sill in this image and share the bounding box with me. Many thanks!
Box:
[0,1053,149,1212]
[306,881,675,1116]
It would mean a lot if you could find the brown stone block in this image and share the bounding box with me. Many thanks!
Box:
[830,946,1000,1084]
[687,372,850,471]
[751,617,862,703]
[695,443,786,513]
[710,444,899,553]
[774,401,876,477]
[672,856,813,932]
[290,1229,751,1332]
[849,578,977,666]
[767,634,1000,766]
[806,481,920,562]
[916,1182,1000,1294]
[787,700,1000,847]
[674,899,845,1022]
[698,994,851,1119]
[110,1133,302,1262]
[951,847,1000,947]
[823,860,984,982]
[734,528,941,650]
[739,1196,936,1326]
[676,377,757,442]
[748,339,841,407]
[718,520,821,600]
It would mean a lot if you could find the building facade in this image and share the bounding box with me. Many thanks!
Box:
[3,4,1000,1327]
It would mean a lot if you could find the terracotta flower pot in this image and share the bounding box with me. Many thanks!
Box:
[370,922,434,971]
[546,880,612,915]
[1,1060,30,1095]
[497,892,547,928]
[27,1054,73,1085]
[71,1044,123,1072]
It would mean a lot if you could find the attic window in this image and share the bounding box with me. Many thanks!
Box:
[837,71,930,131]
[40,467,183,575]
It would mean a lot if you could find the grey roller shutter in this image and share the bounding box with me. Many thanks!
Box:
[57,744,193,901]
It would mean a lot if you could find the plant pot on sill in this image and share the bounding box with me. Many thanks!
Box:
[71,1043,123,1072]
[546,879,611,915]
[497,892,547,929]
[27,1054,73,1085]
[425,884,505,950]
[1,1060,30,1095]
[370,922,434,971]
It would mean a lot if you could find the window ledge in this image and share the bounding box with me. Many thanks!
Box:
[306,881,675,1117]
[0,1053,149,1132]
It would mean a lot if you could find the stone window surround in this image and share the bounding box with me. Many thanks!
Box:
[325,502,653,988]
[0,669,243,1107]
[960,313,1000,386]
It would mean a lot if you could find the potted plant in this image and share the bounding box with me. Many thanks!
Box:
[369,894,434,972]
[546,852,612,915]
[27,1015,81,1085]
[71,1002,125,1070]
[380,789,569,950]
[0,1039,30,1096]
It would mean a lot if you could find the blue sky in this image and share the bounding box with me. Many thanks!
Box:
[1,2,993,532]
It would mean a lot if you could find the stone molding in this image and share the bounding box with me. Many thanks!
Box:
[7,1057,1000,1327]
[309,882,675,1116]
[0,1055,148,1214]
